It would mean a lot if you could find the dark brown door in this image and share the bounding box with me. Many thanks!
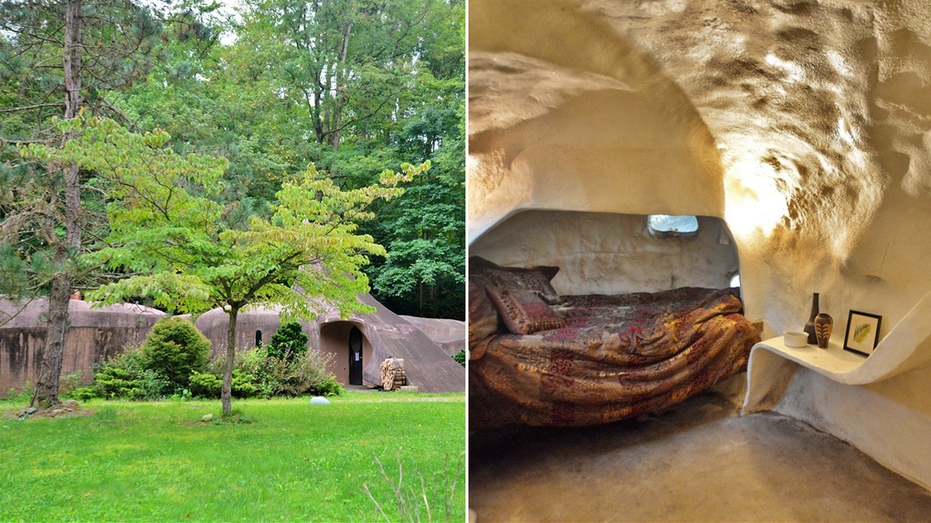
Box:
[349,327,363,385]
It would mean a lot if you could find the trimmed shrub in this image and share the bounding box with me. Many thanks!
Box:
[92,347,168,400]
[232,369,261,398]
[315,376,345,397]
[70,386,97,402]
[141,317,211,392]
[189,371,222,398]
[266,322,308,361]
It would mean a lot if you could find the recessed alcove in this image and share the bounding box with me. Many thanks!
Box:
[318,321,373,386]
[470,210,741,297]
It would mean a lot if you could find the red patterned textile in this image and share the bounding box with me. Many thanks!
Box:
[484,285,567,334]
[469,287,760,428]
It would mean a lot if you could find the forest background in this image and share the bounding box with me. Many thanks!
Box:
[0,0,465,320]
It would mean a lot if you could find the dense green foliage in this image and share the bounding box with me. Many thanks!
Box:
[187,371,222,398]
[0,395,465,522]
[113,0,466,318]
[266,322,309,361]
[140,318,212,391]
[453,349,466,367]
[0,0,214,302]
[76,341,343,401]
[205,346,344,399]
[73,346,168,401]
[2,0,463,315]
[28,114,427,415]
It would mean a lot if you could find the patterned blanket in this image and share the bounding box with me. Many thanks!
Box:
[470,287,760,428]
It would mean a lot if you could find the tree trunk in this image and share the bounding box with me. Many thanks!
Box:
[31,276,71,407]
[327,20,353,151]
[418,279,424,317]
[32,0,83,409]
[222,307,238,417]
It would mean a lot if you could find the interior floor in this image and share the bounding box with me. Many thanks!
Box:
[469,393,931,522]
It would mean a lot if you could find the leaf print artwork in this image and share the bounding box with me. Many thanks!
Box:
[853,323,871,343]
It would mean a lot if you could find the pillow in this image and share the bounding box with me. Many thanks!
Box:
[484,284,567,335]
[469,281,500,349]
[469,257,562,304]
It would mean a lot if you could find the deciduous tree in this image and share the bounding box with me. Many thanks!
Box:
[28,115,426,416]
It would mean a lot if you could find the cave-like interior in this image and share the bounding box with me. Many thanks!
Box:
[468,0,931,519]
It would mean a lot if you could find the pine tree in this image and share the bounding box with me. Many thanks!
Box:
[0,0,215,407]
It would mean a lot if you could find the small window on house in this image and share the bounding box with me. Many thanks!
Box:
[648,214,699,237]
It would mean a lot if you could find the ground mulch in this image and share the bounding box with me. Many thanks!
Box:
[4,401,95,420]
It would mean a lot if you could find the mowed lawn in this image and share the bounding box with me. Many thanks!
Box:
[0,393,465,522]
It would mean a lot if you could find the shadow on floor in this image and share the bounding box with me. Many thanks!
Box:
[469,392,931,522]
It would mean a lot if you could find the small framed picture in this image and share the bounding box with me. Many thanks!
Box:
[843,310,882,357]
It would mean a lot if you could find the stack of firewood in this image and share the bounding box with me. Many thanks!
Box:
[380,357,407,391]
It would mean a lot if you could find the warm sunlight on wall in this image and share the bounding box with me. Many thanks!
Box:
[723,157,789,241]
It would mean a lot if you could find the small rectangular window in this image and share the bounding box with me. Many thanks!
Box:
[648,215,699,236]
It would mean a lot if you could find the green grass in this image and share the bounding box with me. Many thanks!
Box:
[0,393,465,522]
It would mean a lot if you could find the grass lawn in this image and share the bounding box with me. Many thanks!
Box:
[0,392,465,522]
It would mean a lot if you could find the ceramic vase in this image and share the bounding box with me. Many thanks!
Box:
[815,313,833,349]
[803,293,820,344]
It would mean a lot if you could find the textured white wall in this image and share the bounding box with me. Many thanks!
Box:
[471,212,739,296]
[469,0,931,489]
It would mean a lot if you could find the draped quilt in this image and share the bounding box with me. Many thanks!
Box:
[470,285,761,428]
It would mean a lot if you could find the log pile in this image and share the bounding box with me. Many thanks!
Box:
[380,357,407,391]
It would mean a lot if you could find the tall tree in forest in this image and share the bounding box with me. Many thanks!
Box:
[0,0,213,407]
[240,0,444,150]
[28,115,426,417]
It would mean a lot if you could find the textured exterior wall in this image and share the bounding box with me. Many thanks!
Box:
[192,295,465,393]
[2,297,465,394]
[0,299,163,392]
[399,316,466,355]
[471,212,739,296]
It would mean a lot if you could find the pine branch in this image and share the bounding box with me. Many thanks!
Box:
[0,103,63,114]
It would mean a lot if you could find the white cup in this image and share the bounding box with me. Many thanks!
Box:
[784,331,809,348]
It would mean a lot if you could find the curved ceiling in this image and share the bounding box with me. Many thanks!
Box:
[469,0,931,329]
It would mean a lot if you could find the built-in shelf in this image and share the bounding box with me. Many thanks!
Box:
[749,337,866,377]
[742,291,931,414]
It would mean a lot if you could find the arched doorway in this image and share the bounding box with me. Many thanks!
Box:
[318,321,373,385]
[349,326,363,385]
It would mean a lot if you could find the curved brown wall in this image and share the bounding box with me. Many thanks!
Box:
[0,299,163,393]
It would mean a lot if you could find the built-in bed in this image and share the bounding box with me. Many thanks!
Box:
[469,258,761,428]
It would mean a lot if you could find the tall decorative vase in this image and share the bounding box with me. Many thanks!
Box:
[803,293,820,344]
[815,313,833,349]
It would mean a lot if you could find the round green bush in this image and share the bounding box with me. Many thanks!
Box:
[266,321,308,361]
[141,317,212,392]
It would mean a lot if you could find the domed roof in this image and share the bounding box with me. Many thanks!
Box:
[1,297,165,329]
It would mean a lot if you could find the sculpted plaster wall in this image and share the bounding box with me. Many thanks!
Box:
[469,0,931,489]
[471,212,739,296]
[0,299,164,391]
